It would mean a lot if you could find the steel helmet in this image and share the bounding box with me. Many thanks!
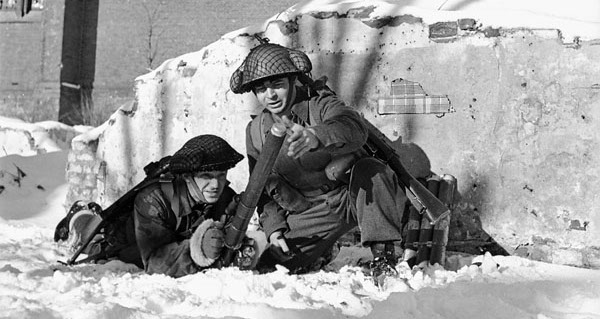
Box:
[230,43,312,94]
[169,135,243,174]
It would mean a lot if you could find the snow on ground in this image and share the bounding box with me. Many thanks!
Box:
[1,119,600,319]
[0,151,68,226]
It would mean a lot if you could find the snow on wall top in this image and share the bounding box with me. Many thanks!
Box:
[224,0,600,42]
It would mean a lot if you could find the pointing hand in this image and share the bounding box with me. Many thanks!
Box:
[281,115,319,159]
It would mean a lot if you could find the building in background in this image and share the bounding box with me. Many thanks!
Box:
[0,0,298,124]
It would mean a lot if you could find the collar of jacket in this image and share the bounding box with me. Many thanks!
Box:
[288,85,313,125]
[168,176,199,218]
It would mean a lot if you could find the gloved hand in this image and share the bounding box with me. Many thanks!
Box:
[201,225,225,259]
[190,220,224,267]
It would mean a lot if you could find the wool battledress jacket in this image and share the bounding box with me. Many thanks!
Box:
[245,85,368,241]
[133,176,236,278]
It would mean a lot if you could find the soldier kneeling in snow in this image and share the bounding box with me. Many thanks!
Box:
[56,135,249,278]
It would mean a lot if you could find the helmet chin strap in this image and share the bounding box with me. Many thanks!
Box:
[283,76,297,116]
[184,175,207,204]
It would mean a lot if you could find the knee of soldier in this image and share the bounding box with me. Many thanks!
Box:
[349,158,391,199]
[352,157,387,178]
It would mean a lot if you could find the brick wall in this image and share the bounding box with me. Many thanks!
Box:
[0,0,298,121]
[0,10,43,89]
[66,134,101,206]
[94,0,299,89]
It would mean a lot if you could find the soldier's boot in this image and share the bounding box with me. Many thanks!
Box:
[54,200,89,242]
[367,241,399,286]
[65,206,102,253]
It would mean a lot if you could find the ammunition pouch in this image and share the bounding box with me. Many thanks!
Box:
[265,175,313,213]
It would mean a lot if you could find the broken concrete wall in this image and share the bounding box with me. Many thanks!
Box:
[276,14,600,267]
[67,7,600,268]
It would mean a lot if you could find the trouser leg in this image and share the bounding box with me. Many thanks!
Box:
[257,158,408,273]
[348,158,407,245]
[257,188,355,273]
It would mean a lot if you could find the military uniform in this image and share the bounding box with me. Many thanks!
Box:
[245,85,407,272]
[231,42,408,272]
[131,134,243,277]
[58,135,244,277]
[134,178,236,278]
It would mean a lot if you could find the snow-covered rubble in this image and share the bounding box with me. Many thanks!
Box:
[0,116,91,157]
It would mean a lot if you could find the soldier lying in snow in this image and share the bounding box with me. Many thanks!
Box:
[55,135,257,278]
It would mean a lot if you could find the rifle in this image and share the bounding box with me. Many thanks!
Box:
[296,73,450,224]
[62,156,172,265]
[361,119,450,224]
[221,123,287,266]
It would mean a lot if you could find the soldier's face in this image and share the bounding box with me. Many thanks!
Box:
[253,77,292,115]
[193,170,227,203]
